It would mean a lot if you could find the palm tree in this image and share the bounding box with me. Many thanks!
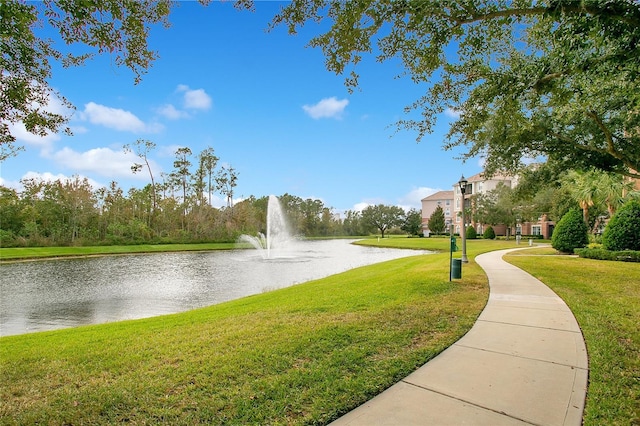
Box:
[562,170,599,225]
[595,172,636,217]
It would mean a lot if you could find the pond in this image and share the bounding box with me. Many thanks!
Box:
[0,240,429,337]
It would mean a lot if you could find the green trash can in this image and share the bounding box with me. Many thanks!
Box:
[451,258,462,279]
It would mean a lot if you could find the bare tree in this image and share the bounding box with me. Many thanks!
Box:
[124,139,157,212]
[216,165,238,208]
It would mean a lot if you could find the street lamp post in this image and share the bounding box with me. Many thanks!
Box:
[447,218,453,281]
[459,175,469,263]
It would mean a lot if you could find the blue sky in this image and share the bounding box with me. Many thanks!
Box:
[1,1,483,214]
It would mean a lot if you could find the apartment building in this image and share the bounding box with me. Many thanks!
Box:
[452,172,517,236]
[420,190,454,236]
[421,172,555,239]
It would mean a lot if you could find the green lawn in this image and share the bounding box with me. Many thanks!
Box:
[1,239,637,424]
[1,239,508,424]
[0,243,238,262]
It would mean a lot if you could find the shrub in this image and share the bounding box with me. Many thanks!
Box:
[483,226,496,240]
[0,229,16,247]
[466,226,477,239]
[575,248,640,262]
[521,234,544,240]
[602,199,640,251]
[552,208,589,253]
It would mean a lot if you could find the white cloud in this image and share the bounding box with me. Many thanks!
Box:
[303,97,349,119]
[351,197,385,212]
[352,202,370,212]
[51,146,160,179]
[81,102,147,132]
[444,107,461,119]
[158,144,186,158]
[9,122,61,147]
[70,125,89,134]
[156,86,211,119]
[177,85,212,110]
[184,89,212,110]
[157,104,188,120]
[0,176,21,190]
[398,186,439,210]
[8,88,71,150]
[208,194,227,209]
[145,121,165,133]
[45,90,73,115]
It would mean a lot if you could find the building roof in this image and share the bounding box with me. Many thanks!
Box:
[421,190,454,202]
[463,172,513,183]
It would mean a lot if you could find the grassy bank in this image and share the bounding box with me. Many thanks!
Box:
[506,249,640,425]
[0,235,488,262]
[5,238,635,424]
[0,243,239,262]
[0,240,513,424]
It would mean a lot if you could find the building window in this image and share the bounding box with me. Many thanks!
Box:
[445,200,450,206]
[532,225,542,236]
[445,208,450,216]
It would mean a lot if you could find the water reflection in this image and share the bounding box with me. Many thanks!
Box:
[0,240,429,336]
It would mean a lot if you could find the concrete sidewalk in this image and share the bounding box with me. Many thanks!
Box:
[331,248,588,425]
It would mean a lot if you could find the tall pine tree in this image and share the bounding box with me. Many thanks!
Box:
[428,205,446,234]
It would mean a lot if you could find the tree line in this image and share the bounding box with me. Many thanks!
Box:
[4,1,640,248]
[0,142,424,246]
[0,184,423,247]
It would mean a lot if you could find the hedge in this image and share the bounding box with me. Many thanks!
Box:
[574,248,640,262]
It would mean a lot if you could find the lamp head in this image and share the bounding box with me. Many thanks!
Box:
[458,175,468,193]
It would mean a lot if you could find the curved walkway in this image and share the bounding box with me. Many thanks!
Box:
[331,248,588,425]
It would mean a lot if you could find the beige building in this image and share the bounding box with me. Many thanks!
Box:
[421,172,555,239]
[452,172,517,236]
[421,191,454,236]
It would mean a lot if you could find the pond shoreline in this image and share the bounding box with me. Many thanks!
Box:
[0,242,261,263]
[1,240,428,336]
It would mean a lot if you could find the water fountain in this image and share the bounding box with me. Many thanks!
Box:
[238,195,297,259]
